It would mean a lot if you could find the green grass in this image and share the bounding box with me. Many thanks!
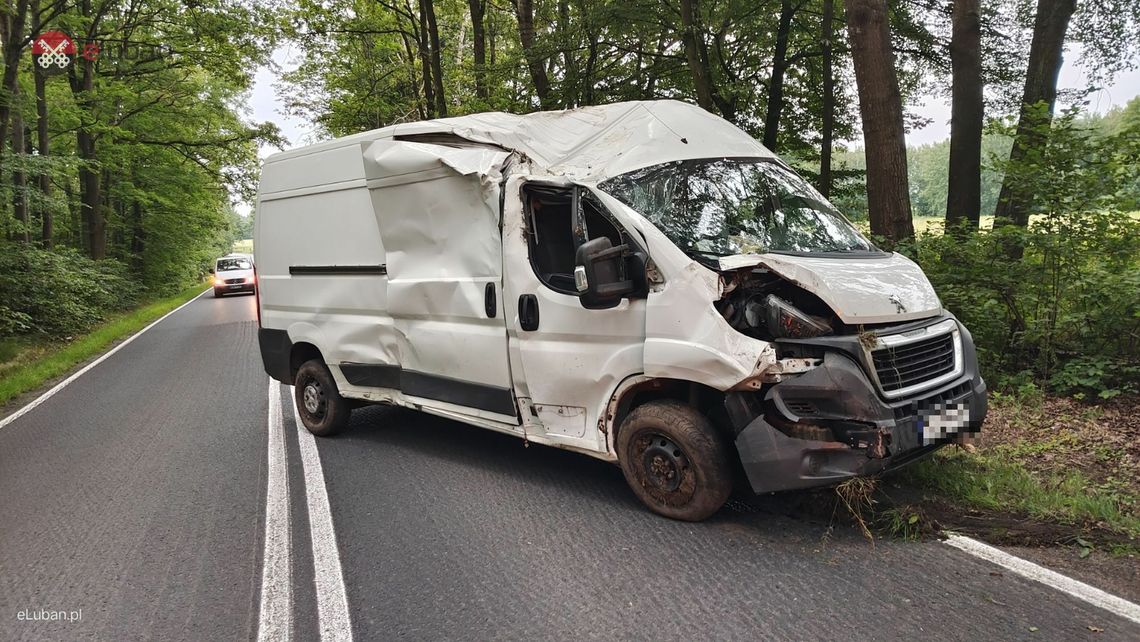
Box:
[232,239,254,255]
[0,283,208,408]
[900,448,1140,539]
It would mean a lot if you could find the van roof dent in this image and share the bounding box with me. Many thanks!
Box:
[265,100,774,182]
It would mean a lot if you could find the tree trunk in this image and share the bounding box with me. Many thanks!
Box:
[11,98,29,243]
[71,54,105,259]
[762,0,795,151]
[130,199,144,267]
[993,0,1076,227]
[32,0,52,248]
[679,0,716,113]
[558,0,579,105]
[516,0,552,107]
[416,0,435,117]
[423,0,446,116]
[0,0,30,182]
[845,0,914,242]
[819,0,835,198]
[468,0,487,99]
[946,0,984,232]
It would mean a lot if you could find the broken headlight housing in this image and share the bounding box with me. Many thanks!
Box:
[764,294,833,339]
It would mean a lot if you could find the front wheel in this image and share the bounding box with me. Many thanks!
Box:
[213,288,223,298]
[294,359,352,436]
[617,400,732,521]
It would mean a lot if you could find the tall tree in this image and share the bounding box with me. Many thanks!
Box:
[516,0,552,107]
[10,90,29,243]
[417,0,436,116]
[762,0,797,151]
[945,0,984,231]
[845,0,914,241]
[819,0,836,197]
[31,0,52,248]
[0,0,29,160]
[467,0,487,100]
[993,0,1076,227]
[423,0,445,116]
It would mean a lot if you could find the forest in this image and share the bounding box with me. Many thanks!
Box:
[0,0,1138,399]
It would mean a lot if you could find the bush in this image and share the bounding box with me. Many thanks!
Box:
[905,106,1140,396]
[0,244,140,339]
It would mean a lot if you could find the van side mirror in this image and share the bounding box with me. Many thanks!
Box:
[574,237,645,308]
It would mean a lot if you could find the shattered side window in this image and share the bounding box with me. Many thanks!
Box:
[599,158,877,256]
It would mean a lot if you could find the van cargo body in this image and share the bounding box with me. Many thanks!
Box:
[255,100,986,520]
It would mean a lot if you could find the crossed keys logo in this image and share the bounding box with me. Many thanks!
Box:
[32,31,100,73]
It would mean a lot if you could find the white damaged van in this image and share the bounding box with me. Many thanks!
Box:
[255,100,986,520]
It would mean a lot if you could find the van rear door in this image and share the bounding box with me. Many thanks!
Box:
[364,141,518,422]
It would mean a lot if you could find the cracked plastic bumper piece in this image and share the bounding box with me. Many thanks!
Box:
[731,321,988,494]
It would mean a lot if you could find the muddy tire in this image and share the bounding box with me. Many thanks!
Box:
[294,359,352,436]
[617,400,732,521]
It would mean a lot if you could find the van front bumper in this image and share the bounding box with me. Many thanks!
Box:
[728,317,987,494]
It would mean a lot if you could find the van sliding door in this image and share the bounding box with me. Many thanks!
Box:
[363,141,517,421]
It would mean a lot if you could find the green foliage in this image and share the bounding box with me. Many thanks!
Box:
[0,243,139,339]
[906,107,1140,394]
[901,448,1140,537]
[0,283,206,406]
[1052,357,1140,399]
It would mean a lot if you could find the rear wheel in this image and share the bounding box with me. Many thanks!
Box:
[294,359,352,436]
[617,400,732,521]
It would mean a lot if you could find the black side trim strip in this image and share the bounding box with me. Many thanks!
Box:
[340,363,401,389]
[289,264,387,275]
[339,363,517,417]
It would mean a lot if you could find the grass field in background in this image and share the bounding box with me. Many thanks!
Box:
[232,239,254,255]
[0,283,209,408]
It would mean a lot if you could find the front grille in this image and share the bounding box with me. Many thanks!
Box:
[872,333,955,393]
[224,278,245,284]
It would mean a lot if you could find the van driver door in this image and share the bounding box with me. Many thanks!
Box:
[501,178,648,452]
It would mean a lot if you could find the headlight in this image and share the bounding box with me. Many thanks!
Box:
[764,294,833,339]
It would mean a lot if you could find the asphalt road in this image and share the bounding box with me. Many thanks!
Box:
[1,292,1138,641]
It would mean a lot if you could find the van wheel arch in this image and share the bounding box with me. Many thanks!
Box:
[608,378,733,452]
[289,342,324,381]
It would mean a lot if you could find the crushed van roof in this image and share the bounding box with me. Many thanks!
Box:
[266,100,775,182]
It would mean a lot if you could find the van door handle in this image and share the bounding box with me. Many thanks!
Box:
[485,283,497,318]
[518,294,539,331]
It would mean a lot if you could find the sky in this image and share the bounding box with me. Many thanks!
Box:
[238,43,1140,213]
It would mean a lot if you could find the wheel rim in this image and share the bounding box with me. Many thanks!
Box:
[302,379,325,417]
[632,431,696,505]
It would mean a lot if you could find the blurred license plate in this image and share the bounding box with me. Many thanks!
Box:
[917,401,972,445]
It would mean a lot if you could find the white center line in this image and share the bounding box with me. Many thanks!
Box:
[258,381,293,641]
[944,533,1140,626]
[291,387,354,642]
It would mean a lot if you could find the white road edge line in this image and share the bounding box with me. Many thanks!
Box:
[258,381,293,642]
[291,387,354,642]
[944,533,1140,625]
[0,287,209,431]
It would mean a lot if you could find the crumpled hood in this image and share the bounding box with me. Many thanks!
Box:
[718,253,942,324]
